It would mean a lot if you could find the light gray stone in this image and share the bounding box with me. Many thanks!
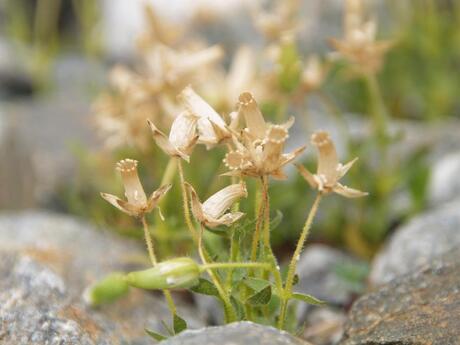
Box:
[429,151,460,205]
[161,321,310,345]
[370,199,460,285]
[296,245,367,308]
[0,211,203,344]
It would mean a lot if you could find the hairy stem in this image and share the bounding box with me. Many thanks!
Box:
[198,225,237,323]
[202,262,270,270]
[141,216,177,315]
[278,193,322,329]
[177,159,198,243]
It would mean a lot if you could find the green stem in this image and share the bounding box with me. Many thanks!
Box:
[141,216,177,316]
[202,262,270,271]
[365,73,389,145]
[177,159,198,243]
[278,193,322,329]
[262,176,270,248]
[250,181,265,262]
[155,158,178,252]
[198,225,237,323]
[177,159,236,322]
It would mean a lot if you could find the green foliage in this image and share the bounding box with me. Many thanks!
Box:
[290,293,325,306]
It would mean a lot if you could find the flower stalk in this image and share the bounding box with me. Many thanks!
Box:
[278,193,322,329]
[141,216,177,315]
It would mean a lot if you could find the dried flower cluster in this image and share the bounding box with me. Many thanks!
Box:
[330,0,392,74]
[97,85,367,335]
[86,1,386,338]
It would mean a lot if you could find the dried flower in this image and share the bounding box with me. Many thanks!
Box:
[253,0,300,41]
[329,0,392,74]
[186,182,247,228]
[136,4,183,51]
[296,131,367,198]
[223,92,305,179]
[178,86,231,149]
[148,111,199,162]
[101,159,171,217]
[125,257,200,290]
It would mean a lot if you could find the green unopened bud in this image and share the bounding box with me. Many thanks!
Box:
[125,257,200,290]
[83,272,129,306]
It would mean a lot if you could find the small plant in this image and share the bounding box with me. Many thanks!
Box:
[88,87,366,337]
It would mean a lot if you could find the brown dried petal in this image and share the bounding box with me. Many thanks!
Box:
[147,184,172,212]
[148,120,190,161]
[296,164,318,189]
[332,183,368,198]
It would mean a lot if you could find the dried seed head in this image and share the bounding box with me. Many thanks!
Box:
[224,151,248,170]
[238,92,267,140]
[266,125,289,144]
[116,159,147,206]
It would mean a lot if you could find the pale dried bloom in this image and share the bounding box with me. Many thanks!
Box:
[92,90,158,150]
[253,0,301,41]
[329,0,392,74]
[223,92,306,180]
[145,44,224,89]
[178,86,232,149]
[301,55,327,93]
[296,131,367,198]
[136,4,183,52]
[148,111,199,162]
[186,182,247,228]
[101,159,171,217]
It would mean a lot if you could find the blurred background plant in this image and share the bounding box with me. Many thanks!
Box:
[1,0,459,261]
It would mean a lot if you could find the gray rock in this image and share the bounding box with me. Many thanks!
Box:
[302,307,346,345]
[161,321,310,345]
[0,90,97,206]
[429,151,460,206]
[370,199,460,285]
[296,245,367,308]
[341,249,460,345]
[0,211,203,344]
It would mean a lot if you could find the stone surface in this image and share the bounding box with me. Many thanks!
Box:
[296,245,367,308]
[370,199,460,285]
[0,211,203,344]
[429,151,460,206]
[341,249,460,345]
[302,307,346,345]
[162,321,310,345]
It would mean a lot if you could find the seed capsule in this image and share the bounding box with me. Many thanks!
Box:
[125,258,200,290]
[83,272,130,306]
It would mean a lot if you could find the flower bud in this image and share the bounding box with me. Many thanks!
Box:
[125,258,200,290]
[83,272,129,307]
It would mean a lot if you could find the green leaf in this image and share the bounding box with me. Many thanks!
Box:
[247,285,272,306]
[173,314,187,334]
[145,328,167,341]
[242,277,270,293]
[190,278,219,296]
[230,295,245,320]
[161,320,174,336]
[291,293,326,306]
